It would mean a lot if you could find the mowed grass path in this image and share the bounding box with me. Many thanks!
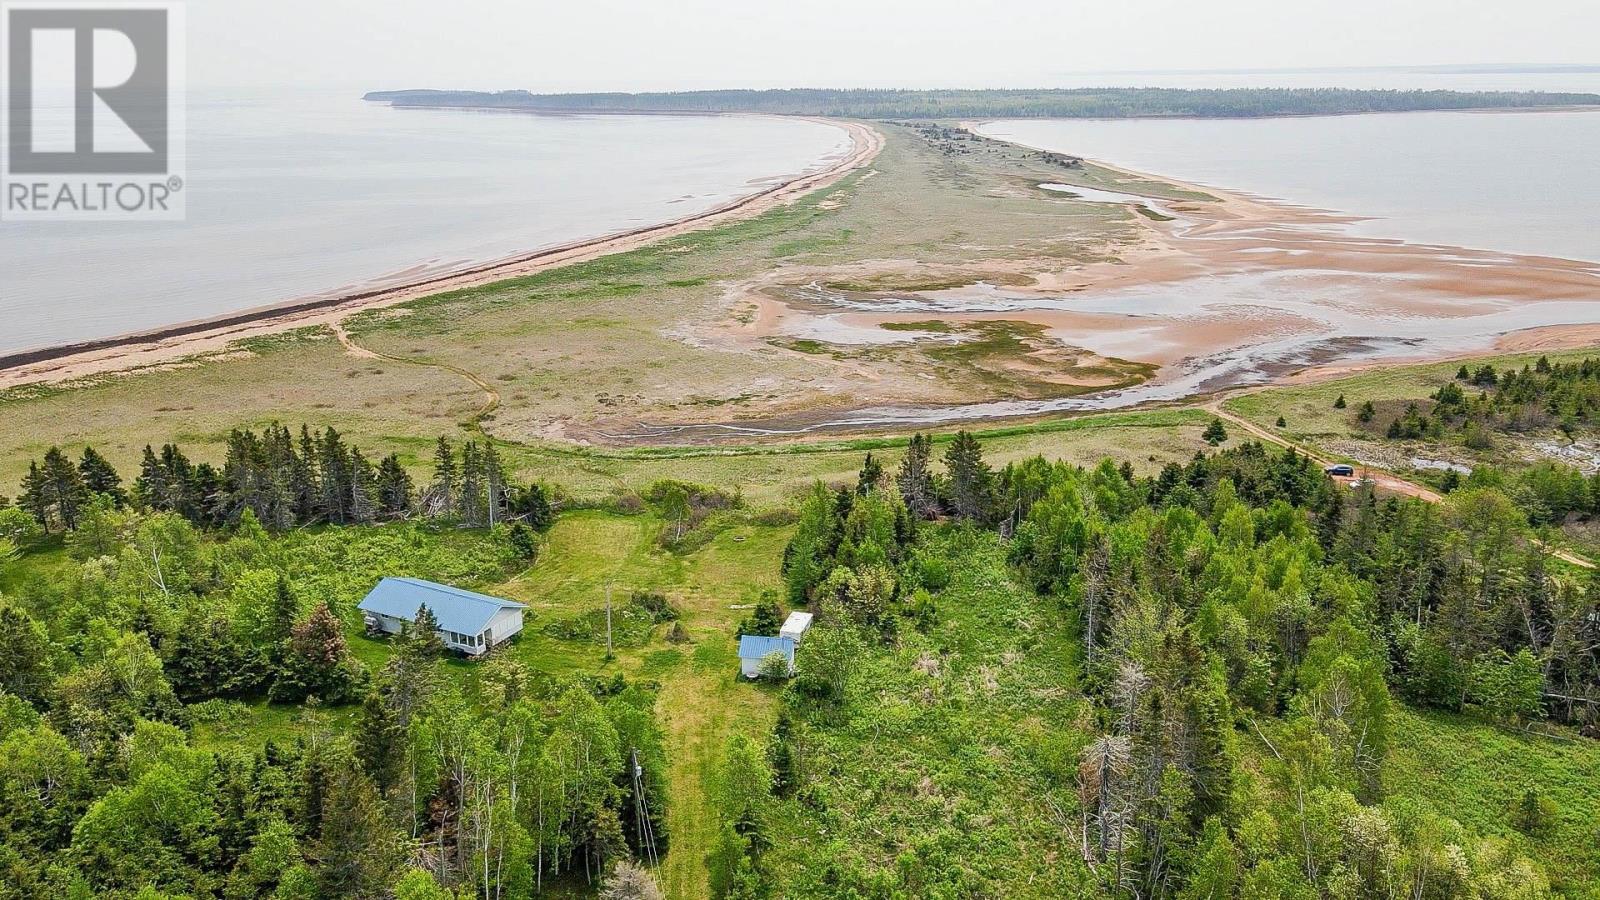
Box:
[505,511,791,900]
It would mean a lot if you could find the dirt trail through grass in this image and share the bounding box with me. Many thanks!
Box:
[1208,399,1439,501]
[332,322,501,423]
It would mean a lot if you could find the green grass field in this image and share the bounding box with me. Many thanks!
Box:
[760,530,1095,896]
[1385,708,1600,895]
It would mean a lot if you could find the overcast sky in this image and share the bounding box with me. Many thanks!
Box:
[195,0,1600,92]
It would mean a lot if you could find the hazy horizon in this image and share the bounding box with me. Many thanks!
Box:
[360,63,1600,94]
[196,1,1600,93]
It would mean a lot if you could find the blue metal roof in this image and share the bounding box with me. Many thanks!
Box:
[358,577,525,636]
[738,635,795,661]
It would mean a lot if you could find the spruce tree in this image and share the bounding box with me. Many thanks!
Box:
[348,449,378,525]
[138,443,197,516]
[315,766,401,898]
[135,445,168,510]
[409,603,444,657]
[160,443,196,515]
[36,447,88,530]
[482,442,506,526]
[1439,468,1461,494]
[293,425,321,523]
[512,482,554,531]
[380,604,442,732]
[943,430,992,522]
[268,575,301,647]
[318,428,352,524]
[222,428,280,528]
[896,434,935,518]
[355,691,403,794]
[458,441,485,526]
[856,452,884,496]
[375,454,413,518]
[190,462,224,527]
[428,437,457,518]
[1202,418,1228,446]
[508,521,539,560]
[17,462,51,530]
[77,446,126,506]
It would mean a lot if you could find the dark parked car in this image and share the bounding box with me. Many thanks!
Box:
[1324,464,1355,477]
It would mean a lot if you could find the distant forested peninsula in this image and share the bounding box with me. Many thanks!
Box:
[362,86,1600,119]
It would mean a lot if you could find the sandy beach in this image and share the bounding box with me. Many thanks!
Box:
[0,119,885,391]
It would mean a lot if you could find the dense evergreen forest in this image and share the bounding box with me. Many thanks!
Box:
[741,435,1599,897]
[2,421,1598,897]
[363,87,1600,119]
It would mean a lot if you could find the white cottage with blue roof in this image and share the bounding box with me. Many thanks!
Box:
[738,635,796,678]
[359,577,526,658]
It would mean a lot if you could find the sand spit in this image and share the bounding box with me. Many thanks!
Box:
[0,119,885,391]
[709,158,1600,399]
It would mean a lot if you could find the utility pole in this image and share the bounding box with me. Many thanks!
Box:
[630,747,659,867]
[605,581,614,656]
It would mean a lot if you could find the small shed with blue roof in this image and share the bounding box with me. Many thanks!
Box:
[737,634,796,678]
[358,577,527,658]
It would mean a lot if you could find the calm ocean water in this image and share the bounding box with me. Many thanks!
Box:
[0,89,851,353]
[978,108,1600,263]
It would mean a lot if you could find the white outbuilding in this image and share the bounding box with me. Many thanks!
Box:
[779,611,814,643]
